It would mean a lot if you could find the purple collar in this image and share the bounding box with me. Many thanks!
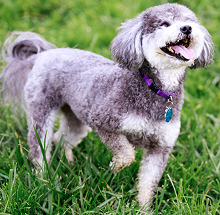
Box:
[140,70,176,100]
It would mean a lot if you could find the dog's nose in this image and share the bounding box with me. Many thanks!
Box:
[180,25,192,35]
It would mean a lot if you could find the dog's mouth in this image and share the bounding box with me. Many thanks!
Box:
[160,38,194,61]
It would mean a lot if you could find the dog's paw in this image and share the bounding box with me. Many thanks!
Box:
[65,148,74,163]
[109,154,136,172]
[109,157,117,170]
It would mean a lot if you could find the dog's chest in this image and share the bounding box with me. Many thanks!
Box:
[120,114,180,148]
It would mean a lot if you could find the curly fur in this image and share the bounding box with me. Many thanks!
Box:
[0,3,214,207]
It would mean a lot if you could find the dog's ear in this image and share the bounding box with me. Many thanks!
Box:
[191,26,214,69]
[110,15,144,70]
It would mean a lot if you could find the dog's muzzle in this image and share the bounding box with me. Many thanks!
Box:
[160,25,195,61]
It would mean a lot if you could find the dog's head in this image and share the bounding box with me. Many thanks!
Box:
[110,3,214,70]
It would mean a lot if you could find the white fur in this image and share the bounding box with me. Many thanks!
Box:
[121,114,180,148]
[157,67,186,91]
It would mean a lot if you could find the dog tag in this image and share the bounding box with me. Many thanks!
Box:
[165,107,172,122]
[165,96,173,122]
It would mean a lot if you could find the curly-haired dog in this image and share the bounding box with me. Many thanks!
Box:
[0,3,213,206]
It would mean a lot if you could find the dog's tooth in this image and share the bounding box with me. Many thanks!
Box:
[167,47,175,53]
[167,47,172,52]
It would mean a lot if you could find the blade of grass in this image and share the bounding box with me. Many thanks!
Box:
[32,123,51,180]
[49,134,65,170]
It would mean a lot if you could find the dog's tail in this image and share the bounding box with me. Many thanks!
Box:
[0,31,56,103]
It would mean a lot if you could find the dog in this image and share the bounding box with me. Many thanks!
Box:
[0,3,213,206]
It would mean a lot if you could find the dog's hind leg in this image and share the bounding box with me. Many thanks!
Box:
[53,104,91,162]
[98,132,136,172]
[24,83,60,168]
[27,109,57,168]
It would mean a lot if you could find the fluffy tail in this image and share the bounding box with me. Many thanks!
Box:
[0,31,56,103]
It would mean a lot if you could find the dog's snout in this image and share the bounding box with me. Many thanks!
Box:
[180,25,192,35]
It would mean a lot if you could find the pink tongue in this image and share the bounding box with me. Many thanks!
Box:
[171,45,194,60]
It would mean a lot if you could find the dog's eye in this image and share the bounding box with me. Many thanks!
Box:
[161,22,170,27]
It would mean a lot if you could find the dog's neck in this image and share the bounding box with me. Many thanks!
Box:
[140,60,187,93]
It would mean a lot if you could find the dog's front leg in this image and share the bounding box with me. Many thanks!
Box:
[98,132,136,172]
[137,147,172,206]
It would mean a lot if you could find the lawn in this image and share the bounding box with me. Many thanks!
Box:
[0,0,220,214]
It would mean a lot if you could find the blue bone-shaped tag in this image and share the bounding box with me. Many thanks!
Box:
[165,107,172,122]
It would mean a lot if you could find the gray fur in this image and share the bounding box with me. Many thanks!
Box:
[110,14,144,70]
[190,25,214,68]
[0,3,213,207]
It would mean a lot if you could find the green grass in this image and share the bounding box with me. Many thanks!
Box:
[0,0,220,214]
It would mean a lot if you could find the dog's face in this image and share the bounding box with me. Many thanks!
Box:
[111,3,213,70]
[142,4,206,70]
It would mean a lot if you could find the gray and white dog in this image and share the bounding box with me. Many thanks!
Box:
[0,3,213,206]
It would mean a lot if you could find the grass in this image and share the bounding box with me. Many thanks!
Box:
[0,0,220,214]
